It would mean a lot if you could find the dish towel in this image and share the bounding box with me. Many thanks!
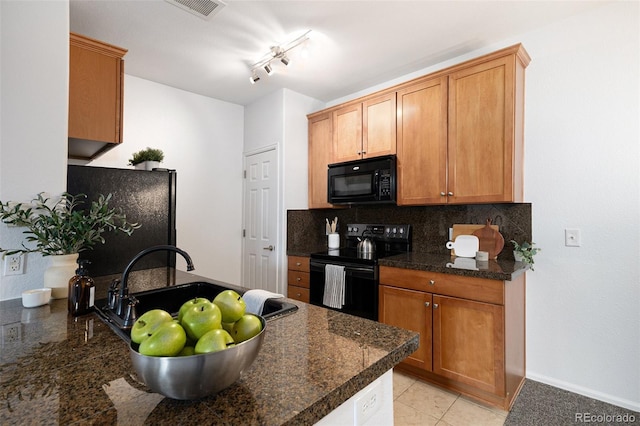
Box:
[323,264,346,309]
[243,289,285,315]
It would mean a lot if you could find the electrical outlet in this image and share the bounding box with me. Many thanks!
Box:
[355,378,383,426]
[2,323,22,344]
[3,253,25,275]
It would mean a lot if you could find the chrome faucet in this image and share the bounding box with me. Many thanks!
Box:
[116,245,195,327]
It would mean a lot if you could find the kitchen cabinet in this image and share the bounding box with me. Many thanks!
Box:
[379,266,525,410]
[68,32,127,160]
[332,92,396,163]
[308,112,334,209]
[397,44,530,205]
[396,77,448,205]
[287,255,310,303]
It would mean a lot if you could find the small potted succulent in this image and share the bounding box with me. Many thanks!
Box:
[128,147,164,170]
[511,240,541,270]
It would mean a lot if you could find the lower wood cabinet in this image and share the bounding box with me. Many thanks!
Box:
[287,256,310,303]
[379,266,525,410]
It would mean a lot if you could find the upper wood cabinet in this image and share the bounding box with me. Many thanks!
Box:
[68,32,127,160]
[397,45,529,205]
[332,92,396,163]
[396,77,448,205]
[308,112,334,209]
[447,52,527,204]
[308,43,530,208]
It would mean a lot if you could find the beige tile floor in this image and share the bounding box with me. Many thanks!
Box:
[393,370,508,426]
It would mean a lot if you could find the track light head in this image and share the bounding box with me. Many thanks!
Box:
[280,55,290,66]
[263,63,273,75]
[249,72,260,84]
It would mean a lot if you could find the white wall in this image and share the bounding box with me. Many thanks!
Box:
[244,89,323,294]
[85,76,245,285]
[327,1,640,411]
[0,0,69,301]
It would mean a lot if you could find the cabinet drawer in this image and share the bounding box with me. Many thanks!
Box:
[379,266,503,305]
[287,285,310,303]
[288,256,310,272]
[287,271,309,288]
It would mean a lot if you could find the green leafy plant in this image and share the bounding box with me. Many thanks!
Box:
[511,240,541,270]
[0,192,140,256]
[128,147,164,166]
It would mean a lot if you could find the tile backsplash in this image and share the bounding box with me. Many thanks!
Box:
[287,203,532,259]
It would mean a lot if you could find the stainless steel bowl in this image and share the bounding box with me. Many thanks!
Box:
[129,316,266,400]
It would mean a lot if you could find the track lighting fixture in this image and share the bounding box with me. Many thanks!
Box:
[248,30,311,84]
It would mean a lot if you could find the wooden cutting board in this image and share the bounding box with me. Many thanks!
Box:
[472,219,505,259]
[451,222,504,259]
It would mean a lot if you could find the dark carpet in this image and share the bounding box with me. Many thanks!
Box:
[505,379,639,426]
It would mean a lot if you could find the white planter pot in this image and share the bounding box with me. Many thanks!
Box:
[135,161,160,171]
[513,251,524,262]
[44,254,79,299]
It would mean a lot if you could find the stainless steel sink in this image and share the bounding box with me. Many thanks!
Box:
[94,281,298,342]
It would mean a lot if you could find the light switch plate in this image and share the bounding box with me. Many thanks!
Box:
[565,229,581,247]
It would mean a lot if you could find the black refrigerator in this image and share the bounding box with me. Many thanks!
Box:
[67,165,177,277]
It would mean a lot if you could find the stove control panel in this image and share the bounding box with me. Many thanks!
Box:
[345,224,411,242]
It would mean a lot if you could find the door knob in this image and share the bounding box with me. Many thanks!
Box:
[263,245,274,251]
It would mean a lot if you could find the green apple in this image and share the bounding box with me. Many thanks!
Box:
[194,329,235,354]
[213,290,246,323]
[231,314,263,343]
[178,346,195,357]
[138,321,187,357]
[131,309,173,344]
[177,297,211,323]
[180,301,222,340]
[221,321,235,334]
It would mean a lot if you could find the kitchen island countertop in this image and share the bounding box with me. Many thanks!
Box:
[0,268,418,425]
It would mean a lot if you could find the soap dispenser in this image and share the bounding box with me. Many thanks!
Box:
[68,259,95,316]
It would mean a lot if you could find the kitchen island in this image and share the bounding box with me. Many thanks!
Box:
[0,268,418,425]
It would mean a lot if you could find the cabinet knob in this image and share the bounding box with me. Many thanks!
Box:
[433,303,439,309]
[424,302,430,307]
[297,293,301,297]
[296,277,301,281]
[357,151,361,155]
[295,262,301,266]
[429,280,435,286]
[440,192,446,196]
[447,192,454,196]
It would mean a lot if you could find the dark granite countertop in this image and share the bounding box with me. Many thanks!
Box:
[379,252,529,281]
[0,268,418,425]
[287,249,528,281]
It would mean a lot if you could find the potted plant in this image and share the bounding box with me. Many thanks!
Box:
[128,147,164,170]
[511,240,541,270]
[0,192,139,298]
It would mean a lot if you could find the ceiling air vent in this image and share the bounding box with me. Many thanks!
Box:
[164,0,226,20]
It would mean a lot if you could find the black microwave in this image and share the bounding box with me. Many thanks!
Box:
[327,155,396,205]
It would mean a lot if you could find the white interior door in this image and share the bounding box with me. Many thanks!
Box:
[242,148,278,292]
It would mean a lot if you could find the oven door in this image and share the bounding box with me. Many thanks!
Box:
[309,259,379,321]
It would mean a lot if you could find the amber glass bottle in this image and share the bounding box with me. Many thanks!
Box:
[68,259,95,316]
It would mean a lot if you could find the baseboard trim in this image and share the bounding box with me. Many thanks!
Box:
[526,372,640,413]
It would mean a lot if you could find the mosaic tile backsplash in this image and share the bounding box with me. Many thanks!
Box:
[287,203,532,260]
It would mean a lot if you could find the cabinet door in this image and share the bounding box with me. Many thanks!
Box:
[69,34,125,145]
[432,295,505,395]
[379,285,432,371]
[396,77,448,205]
[363,93,396,158]
[332,104,362,163]
[448,55,516,203]
[308,113,334,209]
